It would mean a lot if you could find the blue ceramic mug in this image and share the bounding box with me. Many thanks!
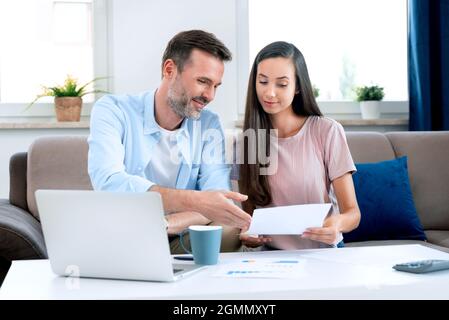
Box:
[180,225,222,265]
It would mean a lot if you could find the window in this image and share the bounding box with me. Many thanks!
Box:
[0,0,101,104]
[247,0,407,101]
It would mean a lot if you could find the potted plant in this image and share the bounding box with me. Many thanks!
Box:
[312,84,320,99]
[354,85,385,119]
[27,75,107,122]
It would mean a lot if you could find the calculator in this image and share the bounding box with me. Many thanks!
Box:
[393,259,449,274]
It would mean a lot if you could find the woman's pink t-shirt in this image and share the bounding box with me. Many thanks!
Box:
[265,116,356,249]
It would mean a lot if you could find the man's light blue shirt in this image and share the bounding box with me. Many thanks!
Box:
[88,90,231,192]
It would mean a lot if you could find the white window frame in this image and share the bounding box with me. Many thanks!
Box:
[236,0,409,121]
[0,0,110,118]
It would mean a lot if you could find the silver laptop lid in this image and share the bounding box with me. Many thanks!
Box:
[35,190,178,282]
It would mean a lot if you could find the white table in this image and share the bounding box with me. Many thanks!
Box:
[1,244,449,300]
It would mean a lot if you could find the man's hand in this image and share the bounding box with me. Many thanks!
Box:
[165,211,210,235]
[301,214,341,245]
[239,234,272,248]
[150,186,252,230]
[193,191,252,230]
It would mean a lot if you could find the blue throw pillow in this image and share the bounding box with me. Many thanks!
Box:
[344,156,426,242]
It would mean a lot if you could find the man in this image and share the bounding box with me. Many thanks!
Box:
[88,30,251,253]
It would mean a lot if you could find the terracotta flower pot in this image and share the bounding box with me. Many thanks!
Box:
[54,97,82,122]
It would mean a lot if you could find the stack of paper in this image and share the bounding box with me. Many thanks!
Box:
[245,203,332,235]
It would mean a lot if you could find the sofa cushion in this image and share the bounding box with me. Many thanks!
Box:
[346,132,395,163]
[27,136,93,219]
[344,156,426,243]
[425,230,449,249]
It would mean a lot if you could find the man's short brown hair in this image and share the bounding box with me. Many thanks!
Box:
[162,30,232,74]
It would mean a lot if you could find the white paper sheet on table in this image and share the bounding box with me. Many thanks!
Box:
[245,203,332,235]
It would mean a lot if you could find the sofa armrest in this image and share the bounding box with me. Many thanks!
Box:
[0,199,47,261]
[9,152,28,212]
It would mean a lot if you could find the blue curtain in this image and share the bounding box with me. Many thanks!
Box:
[408,0,449,130]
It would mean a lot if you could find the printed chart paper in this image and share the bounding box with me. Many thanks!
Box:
[213,258,306,279]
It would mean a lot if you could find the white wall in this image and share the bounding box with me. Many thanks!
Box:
[109,0,240,129]
[0,0,241,199]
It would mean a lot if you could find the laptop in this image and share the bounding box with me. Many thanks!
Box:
[35,190,206,282]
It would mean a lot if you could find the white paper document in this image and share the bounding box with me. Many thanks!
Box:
[213,258,306,279]
[245,203,332,235]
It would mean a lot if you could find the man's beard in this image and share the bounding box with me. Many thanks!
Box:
[167,79,209,120]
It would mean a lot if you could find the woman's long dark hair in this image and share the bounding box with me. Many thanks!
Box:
[239,41,323,213]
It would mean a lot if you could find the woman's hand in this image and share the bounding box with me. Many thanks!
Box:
[239,233,272,248]
[301,214,341,245]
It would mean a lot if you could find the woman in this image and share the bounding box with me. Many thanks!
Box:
[239,41,360,250]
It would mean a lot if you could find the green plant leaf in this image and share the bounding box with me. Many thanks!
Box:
[354,85,384,101]
[312,84,320,98]
[23,93,52,111]
[76,76,109,95]
[79,89,110,97]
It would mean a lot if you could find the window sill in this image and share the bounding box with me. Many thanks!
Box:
[0,117,90,129]
[234,118,408,129]
[331,118,408,126]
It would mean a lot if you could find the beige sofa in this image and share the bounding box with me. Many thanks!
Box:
[1,131,449,282]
